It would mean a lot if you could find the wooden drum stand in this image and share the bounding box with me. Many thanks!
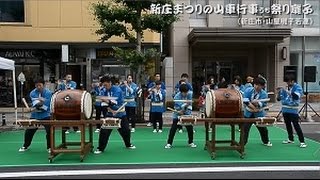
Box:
[179,116,276,159]
[48,113,94,163]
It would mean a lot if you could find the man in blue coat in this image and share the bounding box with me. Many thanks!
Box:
[164,84,196,149]
[94,76,136,154]
[277,74,307,148]
[242,77,272,147]
[19,78,52,153]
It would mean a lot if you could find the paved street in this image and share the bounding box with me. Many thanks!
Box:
[1,101,320,131]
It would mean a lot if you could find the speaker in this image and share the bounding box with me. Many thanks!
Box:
[304,66,317,82]
[283,66,297,82]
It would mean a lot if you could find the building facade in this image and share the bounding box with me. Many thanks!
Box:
[163,0,320,100]
[0,0,160,106]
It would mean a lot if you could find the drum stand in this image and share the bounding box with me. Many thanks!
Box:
[48,114,94,163]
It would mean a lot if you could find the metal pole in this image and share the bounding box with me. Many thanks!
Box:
[21,82,24,119]
[1,113,6,126]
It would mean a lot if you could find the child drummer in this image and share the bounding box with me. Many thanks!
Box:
[164,84,197,149]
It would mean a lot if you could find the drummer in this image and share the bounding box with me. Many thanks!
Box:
[242,77,272,147]
[18,78,52,153]
[164,83,197,149]
[120,74,138,133]
[172,73,193,133]
[94,76,136,154]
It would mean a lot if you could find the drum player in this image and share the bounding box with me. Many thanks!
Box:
[149,80,166,133]
[242,77,273,147]
[164,83,197,149]
[172,73,193,133]
[94,76,136,154]
[277,74,307,148]
[120,74,138,133]
[19,78,52,153]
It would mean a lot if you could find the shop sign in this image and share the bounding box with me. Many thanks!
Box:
[2,50,36,58]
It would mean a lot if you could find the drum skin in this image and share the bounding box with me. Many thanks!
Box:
[205,88,243,118]
[51,89,92,120]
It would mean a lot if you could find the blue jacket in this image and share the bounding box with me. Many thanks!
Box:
[93,85,106,106]
[103,85,126,118]
[150,88,166,113]
[120,82,138,107]
[57,80,77,90]
[172,91,193,120]
[30,88,52,119]
[278,83,302,114]
[243,87,268,118]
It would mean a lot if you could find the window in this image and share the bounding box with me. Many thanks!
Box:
[0,0,25,23]
[290,0,319,27]
[224,0,240,17]
[306,0,319,27]
[256,0,272,17]
[190,0,207,19]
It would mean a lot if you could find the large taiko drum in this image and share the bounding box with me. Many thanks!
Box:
[50,89,92,120]
[205,88,243,118]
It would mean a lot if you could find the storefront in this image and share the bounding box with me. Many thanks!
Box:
[0,49,60,106]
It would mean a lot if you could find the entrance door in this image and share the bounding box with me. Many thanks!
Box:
[218,66,232,83]
[66,64,86,89]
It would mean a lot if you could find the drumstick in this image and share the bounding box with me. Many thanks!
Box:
[22,98,34,112]
[114,102,128,114]
[245,104,274,112]
[243,98,270,103]
[96,96,118,101]
[167,107,180,113]
[22,98,30,109]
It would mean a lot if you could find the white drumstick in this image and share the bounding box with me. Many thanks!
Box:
[22,98,35,112]
[167,107,179,113]
[245,104,274,112]
[96,96,118,102]
[22,98,30,109]
[243,98,270,103]
[114,102,128,114]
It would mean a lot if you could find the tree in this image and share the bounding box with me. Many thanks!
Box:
[92,0,178,84]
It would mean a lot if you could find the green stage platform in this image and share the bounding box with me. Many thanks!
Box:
[0,125,319,167]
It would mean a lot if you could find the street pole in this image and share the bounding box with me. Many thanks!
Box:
[18,72,26,119]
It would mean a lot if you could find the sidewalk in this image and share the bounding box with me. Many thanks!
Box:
[1,102,320,131]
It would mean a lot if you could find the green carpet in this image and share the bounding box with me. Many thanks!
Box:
[0,125,319,167]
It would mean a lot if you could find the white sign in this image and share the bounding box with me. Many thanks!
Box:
[61,44,69,62]
[17,72,26,84]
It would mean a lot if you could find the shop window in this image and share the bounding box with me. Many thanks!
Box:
[0,0,25,23]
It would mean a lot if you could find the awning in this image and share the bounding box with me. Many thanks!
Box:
[188,28,292,46]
